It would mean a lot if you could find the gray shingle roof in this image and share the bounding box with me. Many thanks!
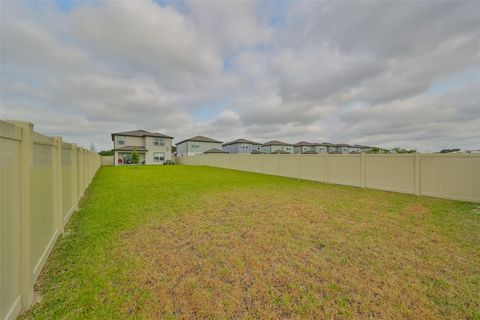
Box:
[176,135,223,145]
[294,141,319,147]
[262,140,292,146]
[204,148,229,154]
[111,129,173,140]
[223,138,261,146]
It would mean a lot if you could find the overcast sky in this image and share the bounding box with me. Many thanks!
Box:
[1,0,479,152]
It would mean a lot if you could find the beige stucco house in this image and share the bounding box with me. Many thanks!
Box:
[112,130,173,165]
[176,135,223,157]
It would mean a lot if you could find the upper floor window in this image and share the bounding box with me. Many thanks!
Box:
[154,137,164,146]
[118,136,125,145]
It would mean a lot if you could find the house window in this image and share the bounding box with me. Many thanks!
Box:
[242,144,249,150]
[153,137,164,146]
[118,136,125,145]
[153,152,165,162]
[192,142,200,149]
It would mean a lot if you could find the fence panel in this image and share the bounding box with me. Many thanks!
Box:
[177,153,479,203]
[0,122,22,320]
[365,154,415,194]
[247,154,264,173]
[31,133,57,282]
[278,155,301,178]
[261,154,279,176]
[62,143,74,220]
[327,154,362,187]
[0,120,101,320]
[299,154,326,182]
[101,155,114,166]
[420,154,480,202]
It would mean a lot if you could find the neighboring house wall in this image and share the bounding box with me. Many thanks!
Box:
[176,142,188,157]
[263,145,293,153]
[144,136,172,164]
[222,144,238,153]
[316,146,328,153]
[223,143,261,154]
[303,146,315,153]
[340,146,350,153]
[294,146,316,154]
[177,141,223,157]
[114,135,144,149]
[271,145,293,153]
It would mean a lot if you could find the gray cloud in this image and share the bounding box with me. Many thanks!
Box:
[1,0,479,152]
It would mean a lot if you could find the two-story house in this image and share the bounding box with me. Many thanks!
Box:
[315,143,329,154]
[176,135,223,157]
[222,139,262,154]
[351,145,371,153]
[293,141,319,154]
[327,143,351,154]
[112,130,173,165]
[261,140,294,154]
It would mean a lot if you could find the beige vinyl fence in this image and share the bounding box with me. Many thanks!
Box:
[1,120,101,320]
[101,155,114,166]
[177,153,480,203]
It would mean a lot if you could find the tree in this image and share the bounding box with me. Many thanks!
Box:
[366,147,390,154]
[131,149,139,164]
[391,147,416,154]
[440,148,460,153]
[98,149,114,156]
[89,143,96,152]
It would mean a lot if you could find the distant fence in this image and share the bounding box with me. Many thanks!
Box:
[177,153,480,203]
[1,120,101,320]
[101,155,114,166]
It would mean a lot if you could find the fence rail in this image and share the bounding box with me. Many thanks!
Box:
[1,120,101,320]
[177,153,480,203]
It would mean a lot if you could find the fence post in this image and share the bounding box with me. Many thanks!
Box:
[414,152,421,196]
[52,137,64,234]
[361,153,366,188]
[325,153,329,183]
[15,121,34,310]
[83,149,88,188]
[71,144,78,210]
[78,148,83,196]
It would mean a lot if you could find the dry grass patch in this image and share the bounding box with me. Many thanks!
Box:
[118,186,480,319]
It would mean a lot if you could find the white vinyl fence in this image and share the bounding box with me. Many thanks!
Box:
[1,120,101,320]
[177,153,480,203]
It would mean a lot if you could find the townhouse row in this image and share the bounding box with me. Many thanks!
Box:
[110,130,371,165]
[175,137,371,157]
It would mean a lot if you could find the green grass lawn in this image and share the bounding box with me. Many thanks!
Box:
[22,165,480,319]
